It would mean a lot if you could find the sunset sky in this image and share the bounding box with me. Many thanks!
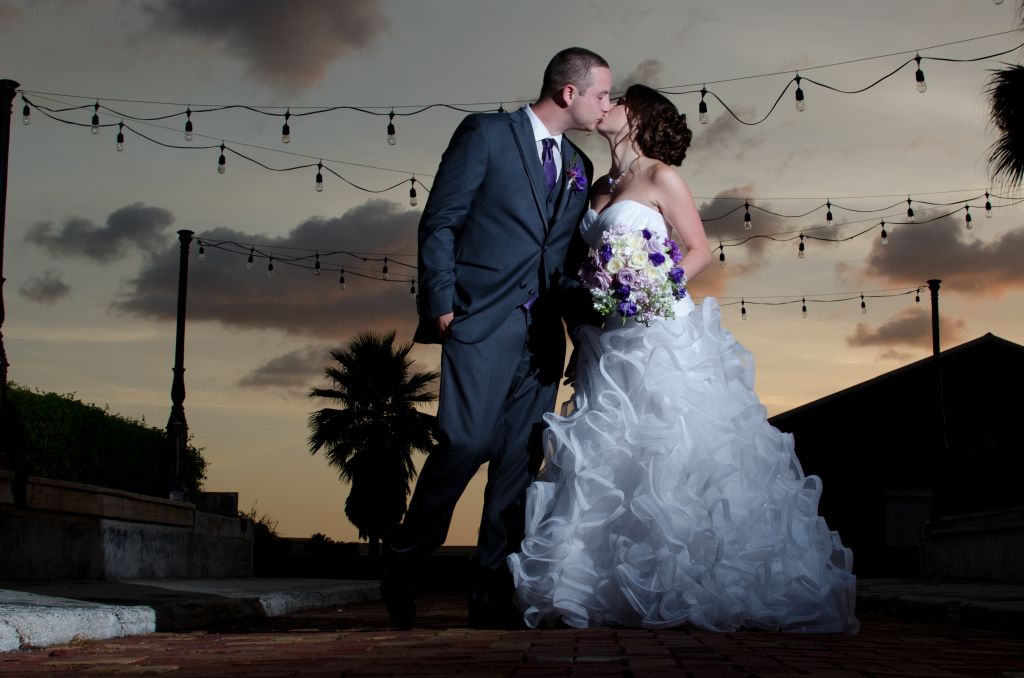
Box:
[1,0,1021,544]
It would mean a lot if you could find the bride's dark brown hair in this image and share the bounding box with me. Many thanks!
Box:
[623,84,692,166]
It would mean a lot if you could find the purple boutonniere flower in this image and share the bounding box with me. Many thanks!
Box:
[565,160,588,194]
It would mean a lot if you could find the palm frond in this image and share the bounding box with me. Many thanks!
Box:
[986,63,1024,188]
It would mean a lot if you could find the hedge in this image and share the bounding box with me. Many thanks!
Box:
[2,382,207,498]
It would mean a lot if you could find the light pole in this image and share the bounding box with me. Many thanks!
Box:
[0,79,20,448]
[166,229,193,501]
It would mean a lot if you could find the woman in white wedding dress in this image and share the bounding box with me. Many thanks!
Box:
[507,85,859,633]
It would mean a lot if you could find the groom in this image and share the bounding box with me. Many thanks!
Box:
[383,47,612,629]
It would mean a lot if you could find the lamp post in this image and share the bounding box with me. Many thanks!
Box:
[166,229,193,501]
[0,80,20,445]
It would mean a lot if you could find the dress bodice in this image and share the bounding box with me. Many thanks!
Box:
[580,199,670,249]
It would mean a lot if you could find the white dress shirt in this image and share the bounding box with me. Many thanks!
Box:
[524,105,562,176]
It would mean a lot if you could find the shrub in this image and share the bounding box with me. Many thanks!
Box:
[2,382,207,498]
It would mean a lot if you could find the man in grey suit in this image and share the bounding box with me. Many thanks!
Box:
[383,48,612,629]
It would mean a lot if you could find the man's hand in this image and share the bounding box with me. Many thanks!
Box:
[435,312,454,339]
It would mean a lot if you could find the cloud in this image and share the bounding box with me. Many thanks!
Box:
[18,270,70,304]
[144,0,389,88]
[847,307,966,349]
[612,58,663,94]
[24,203,174,262]
[862,215,1024,295]
[113,199,421,341]
[239,344,332,389]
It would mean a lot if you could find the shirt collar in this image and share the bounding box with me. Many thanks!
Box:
[524,105,563,147]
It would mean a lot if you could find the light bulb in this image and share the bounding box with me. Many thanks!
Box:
[316,162,324,192]
[718,246,725,268]
[382,257,389,280]
[410,281,416,297]
[91,102,100,134]
[699,87,709,124]
[798,234,805,258]
[985,193,993,218]
[801,298,807,318]
[965,205,972,230]
[217,143,226,174]
[267,257,275,278]
[281,110,291,144]
[915,56,927,93]
[741,301,747,320]
[915,288,921,303]
[743,202,752,230]
[880,222,888,245]
[794,76,805,112]
[339,271,346,290]
[314,253,321,276]
[115,123,125,152]
[409,178,418,207]
[247,248,254,270]
[387,111,397,145]
[184,108,193,141]
[198,242,206,261]
[825,200,833,227]
[906,198,915,222]
[21,103,30,125]
[860,295,866,315]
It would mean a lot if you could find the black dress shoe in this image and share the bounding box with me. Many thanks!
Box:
[381,568,416,630]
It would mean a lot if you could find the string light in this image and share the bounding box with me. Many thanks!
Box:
[382,257,389,280]
[718,242,725,268]
[409,177,418,207]
[387,110,396,145]
[314,252,321,276]
[915,287,921,303]
[217,143,226,174]
[797,233,805,258]
[743,201,752,230]
[410,280,416,297]
[964,204,972,229]
[281,109,291,144]
[698,86,709,124]
[315,161,324,192]
[184,107,193,141]
[801,297,808,318]
[339,269,346,290]
[985,192,993,218]
[825,200,833,227]
[741,299,747,320]
[914,54,928,93]
[267,256,275,278]
[246,247,255,270]
[198,240,206,261]
[90,101,100,134]
[794,74,806,112]
[880,220,888,245]
[115,121,125,152]
[906,198,915,222]
[860,293,867,314]
[21,97,30,125]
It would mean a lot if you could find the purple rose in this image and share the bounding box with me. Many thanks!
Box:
[668,267,685,284]
[615,284,632,300]
[616,267,637,287]
[592,269,613,290]
[667,239,682,264]
[600,244,613,263]
[618,301,638,317]
[649,251,666,267]
[674,286,688,299]
[642,228,652,240]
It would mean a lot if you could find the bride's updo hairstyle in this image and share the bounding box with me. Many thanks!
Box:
[623,84,692,166]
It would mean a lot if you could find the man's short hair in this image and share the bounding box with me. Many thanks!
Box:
[541,47,609,99]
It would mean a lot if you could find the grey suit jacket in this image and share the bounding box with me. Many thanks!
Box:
[415,108,595,345]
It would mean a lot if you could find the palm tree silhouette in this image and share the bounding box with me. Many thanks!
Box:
[986,4,1024,188]
[308,331,438,560]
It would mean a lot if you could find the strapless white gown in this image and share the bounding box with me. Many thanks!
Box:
[507,200,859,633]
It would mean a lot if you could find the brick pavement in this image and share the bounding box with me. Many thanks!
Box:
[1,593,1022,677]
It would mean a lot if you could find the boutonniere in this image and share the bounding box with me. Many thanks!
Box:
[565,158,588,194]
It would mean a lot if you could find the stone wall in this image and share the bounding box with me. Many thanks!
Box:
[0,471,252,580]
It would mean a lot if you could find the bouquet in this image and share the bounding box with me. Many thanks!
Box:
[578,224,687,326]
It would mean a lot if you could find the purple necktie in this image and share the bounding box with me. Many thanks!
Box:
[541,138,557,193]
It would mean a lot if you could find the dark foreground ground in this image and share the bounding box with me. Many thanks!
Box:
[2,592,1023,677]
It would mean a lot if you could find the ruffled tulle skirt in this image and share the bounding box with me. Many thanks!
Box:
[507,297,859,633]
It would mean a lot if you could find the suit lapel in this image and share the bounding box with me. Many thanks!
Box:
[553,137,583,225]
[508,109,549,230]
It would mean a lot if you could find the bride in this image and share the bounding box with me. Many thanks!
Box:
[507,84,859,634]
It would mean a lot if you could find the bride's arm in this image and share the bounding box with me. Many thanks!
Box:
[652,165,712,281]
